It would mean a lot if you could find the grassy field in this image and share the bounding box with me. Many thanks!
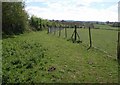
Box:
[94,24,118,30]
[2,31,118,83]
[54,28,118,59]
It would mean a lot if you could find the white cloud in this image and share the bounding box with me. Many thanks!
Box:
[25,0,118,22]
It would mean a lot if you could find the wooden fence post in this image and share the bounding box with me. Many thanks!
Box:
[59,27,61,37]
[40,19,42,30]
[50,26,52,33]
[47,25,49,34]
[54,27,56,35]
[65,28,67,38]
[118,28,120,84]
[47,27,49,34]
[117,30,120,63]
[75,25,77,41]
[88,26,92,49]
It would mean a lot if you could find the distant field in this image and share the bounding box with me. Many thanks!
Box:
[54,28,118,59]
[94,24,118,30]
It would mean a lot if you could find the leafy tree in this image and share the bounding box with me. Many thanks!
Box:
[2,2,29,35]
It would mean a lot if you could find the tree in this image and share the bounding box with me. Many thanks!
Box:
[2,2,29,35]
[106,21,109,24]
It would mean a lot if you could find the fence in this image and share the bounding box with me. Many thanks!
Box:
[118,28,120,63]
[47,25,118,60]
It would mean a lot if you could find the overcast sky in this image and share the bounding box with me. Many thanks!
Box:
[25,0,120,22]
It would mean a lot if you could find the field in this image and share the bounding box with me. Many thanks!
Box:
[2,30,118,83]
[94,24,118,30]
[54,28,118,59]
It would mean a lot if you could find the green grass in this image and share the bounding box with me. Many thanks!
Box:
[0,40,2,84]
[2,31,118,83]
[54,28,117,59]
[94,24,118,30]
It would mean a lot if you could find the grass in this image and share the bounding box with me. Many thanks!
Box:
[94,24,118,30]
[2,30,118,83]
[0,40,2,84]
[54,28,118,59]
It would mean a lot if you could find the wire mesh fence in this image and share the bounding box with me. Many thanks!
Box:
[79,28,117,59]
[48,26,118,59]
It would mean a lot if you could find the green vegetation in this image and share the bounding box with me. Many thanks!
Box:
[94,24,118,30]
[29,15,64,31]
[0,40,2,84]
[54,28,117,59]
[2,31,118,83]
[2,2,62,36]
[2,1,119,84]
[2,36,48,83]
[2,2,29,35]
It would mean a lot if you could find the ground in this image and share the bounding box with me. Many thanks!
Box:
[2,30,118,83]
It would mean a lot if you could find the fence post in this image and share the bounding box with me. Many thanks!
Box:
[65,27,67,38]
[118,28,120,84]
[75,25,77,41]
[117,30,120,63]
[59,26,61,37]
[47,25,49,34]
[50,27,51,33]
[54,27,56,35]
[47,26,48,34]
[40,19,42,31]
[88,26,92,49]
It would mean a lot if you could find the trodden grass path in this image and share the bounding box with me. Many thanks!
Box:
[2,31,118,83]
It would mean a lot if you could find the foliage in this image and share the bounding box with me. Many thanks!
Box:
[29,16,62,31]
[112,22,120,27]
[2,36,48,83]
[2,2,29,35]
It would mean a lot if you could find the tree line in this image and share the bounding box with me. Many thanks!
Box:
[2,2,70,36]
[2,2,86,36]
[3,2,118,36]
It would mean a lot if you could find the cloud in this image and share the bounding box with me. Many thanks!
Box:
[25,0,119,22]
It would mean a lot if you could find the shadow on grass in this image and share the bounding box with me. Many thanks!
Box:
[2,33,22,40]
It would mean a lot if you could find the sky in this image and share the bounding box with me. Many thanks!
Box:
[24,0,120,22]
